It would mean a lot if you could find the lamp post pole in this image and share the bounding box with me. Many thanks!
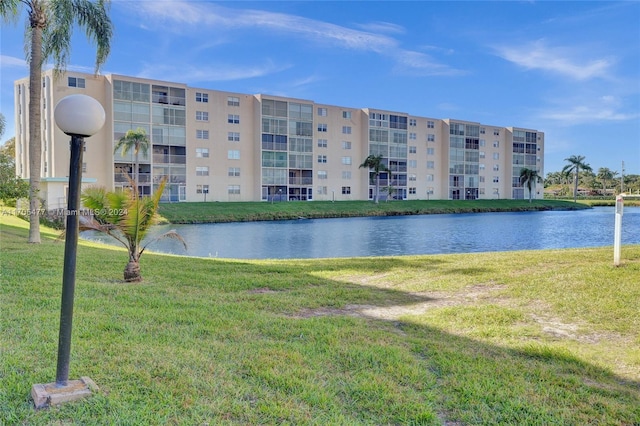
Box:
[32,94,105,409]
[56,134,85,386]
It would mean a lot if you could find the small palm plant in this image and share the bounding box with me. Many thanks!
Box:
[80,178,186,282]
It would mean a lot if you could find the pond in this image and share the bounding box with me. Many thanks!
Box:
[82,206,640,259]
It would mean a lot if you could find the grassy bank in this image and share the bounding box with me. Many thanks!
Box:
[158,199,589,224]
[2,214,639,424]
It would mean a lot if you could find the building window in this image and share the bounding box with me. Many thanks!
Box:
[68,77,85,88]
[427,161,435,169]
[479,176,485,183]
[196,111,208,121]
[227,96,240,107]
[317,171,327,179]
[342,126,352,134]
[426,174,434,181]
[409,187,416,195]
[408,160,417,168]
[228,132,240,142]
[317,186,327,195]
[427,121,435,129]
[480,139,486,147]
[409,146,417,154]
[342,186,351,195]
[479,151,485,159]
[228,185,240,194]
[409,118,417,127]
[480,127,486,134]
[409,174,417,181]
[196,130,209,140]
[317,155,327,163]
[427,134,435,142]
[317,139,327,148]
[493,176,500,183]
[409,132,417,140]
[493,164,499,171]
[196,92,208,103]
[196,148,209,158]
[493,140,499,148]
[228,150,240,160]
[317,107,327,116]
[342,111,351,119]
[228,114,240,124]
[480,164,485,170]
[318,123,327,132]
[493,152,499,160]
[228,167,240,177]
[342,141,351,150]
[342,171,351,179]
[341,156,352,165]
[196,166,209,176]
[196,184,209,194]
[493,129,500,136]
[82,162,86,173]
[427,147,435,155]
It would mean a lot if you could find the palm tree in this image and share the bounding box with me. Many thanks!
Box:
[562,155,592,202]
[114,128,150,195]
[80,178,186,282]
[519,168,542,203]
[1,0,112,243]
[359,154,389,204]
[596,167,615,195]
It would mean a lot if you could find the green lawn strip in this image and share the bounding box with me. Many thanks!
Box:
[157,199,589,223]
[1,216,639,424]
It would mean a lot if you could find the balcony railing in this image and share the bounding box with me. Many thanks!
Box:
[289,177,314,185]
[115,173,151,183]
[153,154,186,164]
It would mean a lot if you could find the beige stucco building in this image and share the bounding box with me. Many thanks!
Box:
[14,70,544,208]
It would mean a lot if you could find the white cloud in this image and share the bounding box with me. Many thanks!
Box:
[538,95,638,124]
[136,60,291,83]
[540,106,638,123]
[1,55,27,68]
[393,50,466,77]
[353,21,405,35]
[493,39,613,80]
[125,0,463,77]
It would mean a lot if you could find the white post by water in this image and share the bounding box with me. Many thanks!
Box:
[613,195,624,266]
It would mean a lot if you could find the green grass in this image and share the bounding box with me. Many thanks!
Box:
[1,214,639,424]
[158,199,589,223]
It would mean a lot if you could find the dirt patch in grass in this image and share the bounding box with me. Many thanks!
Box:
[292,283,508,320]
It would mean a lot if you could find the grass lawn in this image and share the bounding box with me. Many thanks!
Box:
[157,199,589,223]
[1,213,639,424]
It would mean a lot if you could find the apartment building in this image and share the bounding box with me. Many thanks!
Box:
[14,70,544,208]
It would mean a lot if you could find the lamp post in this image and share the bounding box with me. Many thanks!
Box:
[31,94,105,409]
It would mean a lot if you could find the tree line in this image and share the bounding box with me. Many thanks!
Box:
[545,155,639,198]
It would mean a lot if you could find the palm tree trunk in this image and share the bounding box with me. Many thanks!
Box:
[573,169,579,203]
[375,174,380,204]
[134,153,139,197]
[28,21,44,244]
[123,259,142,282]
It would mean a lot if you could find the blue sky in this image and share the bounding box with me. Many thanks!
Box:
[1,1,639,175]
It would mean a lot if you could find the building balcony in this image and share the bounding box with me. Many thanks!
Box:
[289,177,314,185]
[153,154,186,164]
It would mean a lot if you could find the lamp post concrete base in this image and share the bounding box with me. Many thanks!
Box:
[31,377,98,409]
